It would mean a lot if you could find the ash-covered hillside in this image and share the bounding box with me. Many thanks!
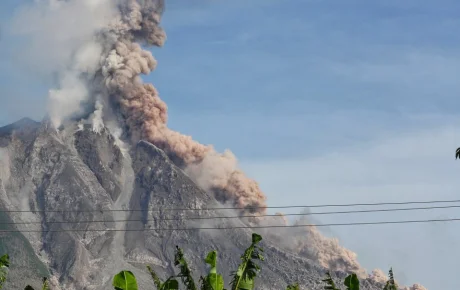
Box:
[0,118,389,290]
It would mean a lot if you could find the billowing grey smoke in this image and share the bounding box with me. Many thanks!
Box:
[98,0,267,212]
[12,0,267,212]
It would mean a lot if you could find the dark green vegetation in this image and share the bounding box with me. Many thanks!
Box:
[0,233,401,290]
[23,277,50,290]
[0,254,9,288]
[382,269,397,290]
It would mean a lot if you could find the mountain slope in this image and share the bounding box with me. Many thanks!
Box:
[0,119,385,290]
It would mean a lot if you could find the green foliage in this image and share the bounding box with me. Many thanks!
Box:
[344,273,359,290]
[146,265,179,290]
[162,279,180,290]
[41,277,50,290]
[113,270,138,290]
[174,246,198,290]
[230,233,264,290]
[147,266,163,289]
[0,255,9,268]
[0,254,9,289]
[286,283,300,290]
[23,277,50,290]
[383,268,398,290]
[200,251,224,290]
[322,272,339,290]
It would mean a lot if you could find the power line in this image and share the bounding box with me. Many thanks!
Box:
[2,198,460,213]
[0,217,459,233]
[2,204,460,225]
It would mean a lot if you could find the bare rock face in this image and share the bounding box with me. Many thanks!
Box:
[0,119,385,290]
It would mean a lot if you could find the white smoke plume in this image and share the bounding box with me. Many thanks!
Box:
[90,100,105,133]
[0,148,11,189]
[11,0,116,75]
[368,269,427,290]
[48,276,62,290]
[11,0,117,129]
[404,284,427,290]
[369,269,388,284]
[0,148,11,213]
[263,213,368,278]
[293,224,367,278]
[257,213,428,289]
[48,71,90,128]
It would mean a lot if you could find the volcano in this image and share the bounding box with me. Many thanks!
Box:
[0,118,390,290]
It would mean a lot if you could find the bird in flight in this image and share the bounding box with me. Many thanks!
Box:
[457,148,460,159]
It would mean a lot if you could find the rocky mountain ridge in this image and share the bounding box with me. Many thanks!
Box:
[0,118,390,289]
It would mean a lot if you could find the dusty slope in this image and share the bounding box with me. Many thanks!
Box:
[0,119,385,289]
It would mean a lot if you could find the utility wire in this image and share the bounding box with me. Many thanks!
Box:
[2,198,460,213]
[0,217,459,233]
[2,204,460,225]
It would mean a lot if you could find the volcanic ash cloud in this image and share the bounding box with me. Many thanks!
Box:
[14,0,267,212]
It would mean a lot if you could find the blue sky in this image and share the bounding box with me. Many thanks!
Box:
[1,0,460,289]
